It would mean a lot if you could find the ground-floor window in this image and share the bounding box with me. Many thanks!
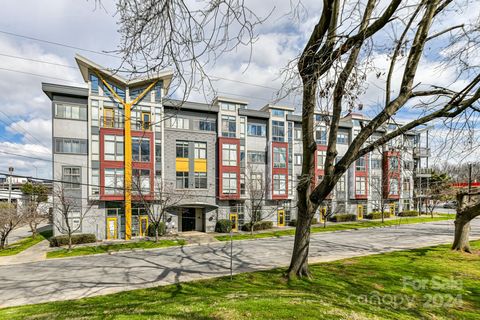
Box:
[230,202,245,226]
[403,199,411,211]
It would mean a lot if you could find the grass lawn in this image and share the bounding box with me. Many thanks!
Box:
[215,215,454,241]
[0,229,53,257]
[46,239,186,259]
[1,240,478,319]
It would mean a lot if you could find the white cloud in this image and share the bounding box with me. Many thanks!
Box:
[6,118,51,145]
[0,142,51,178]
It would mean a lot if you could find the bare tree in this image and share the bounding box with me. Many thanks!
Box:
[114,0,480,279]
[0,203,24,250]
[52,185,92,251]
[452,191,480,252]
[244,166,277,234]
[284,0,480,278]
[20,182,49,238]
[425,171,454,217]
[132,174,188,242]
[369,172,388,223]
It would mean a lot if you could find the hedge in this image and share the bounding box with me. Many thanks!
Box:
[288,219,297,227]
[49,233,96,247]
[147,222,166,237]
[398,210,419,217]
[215,219,232,233]
[241,221,274,231]
[329,214,357,222]
[364,211,391,220]
[311,218,318,225]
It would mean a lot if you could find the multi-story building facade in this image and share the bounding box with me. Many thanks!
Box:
[43,55,430,240]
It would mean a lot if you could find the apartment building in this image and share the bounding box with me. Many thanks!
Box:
[43,54,430,240]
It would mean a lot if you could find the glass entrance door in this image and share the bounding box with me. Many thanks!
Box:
[229,213,238,232]
[277,209,285,227]
[357,205,364,220]
[106,217,117,240]
[139,216,148,237]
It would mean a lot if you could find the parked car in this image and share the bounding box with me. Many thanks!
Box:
[443,201,457,209]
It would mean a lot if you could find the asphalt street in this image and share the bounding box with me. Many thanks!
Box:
[0,219,479,308]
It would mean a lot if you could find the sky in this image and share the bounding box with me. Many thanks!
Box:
[0,0,479,179]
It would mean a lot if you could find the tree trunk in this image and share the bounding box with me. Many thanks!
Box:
[68,234,72,252]
[30,221,37,239]
[287,204,314,279]
[0,236,6,250]
[452,216,472,252]
[155,227,159,243]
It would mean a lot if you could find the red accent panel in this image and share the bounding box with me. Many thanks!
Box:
[383,151,401,199]
[99,128,154,201]
[218,137,241,200]
[272,141,289,200]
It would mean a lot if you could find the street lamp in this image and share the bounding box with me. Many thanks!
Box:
[7,167,14,204]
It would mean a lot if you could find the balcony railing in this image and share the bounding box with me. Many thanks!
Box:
[415,167,433,177]
[100,117,151,131]
[413,147,430,158]
[100,116,124,129]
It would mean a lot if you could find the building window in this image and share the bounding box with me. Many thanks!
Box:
[167,116,190,129]
[294,128,302,140]
[355,176,366,195]
[294,154,302,166]
[90,74,99,94]
[247,123,266,137]
[356,156,366,171]
[272,120,285,142]
[55,104,87,120]
[221,115,236,137]
[336,175,345,193]
[104,168,124,195]
[133,169,150,193]
[63,167,80,189]
[403,180,411,193]
[176,172,189,189]
[155,143,161,163]
[194,142,207,159]
[199,120,216,131]
[194,172,207,189]
[104,135,124,161]
[273,147,287,168]
[317,150,326,170]
[371,158,382,169]
[271,109,285,117]
[273,174,287,195]
[222,173,237,194]
[222,144,237,166]
[176,141,189,158]
[55,138,87,154]
[247,151,266,164]
[250,173,263,191]
[91,169,99,195]
[337,133,348,144]
[389,178,399,195]
[141,112,151,130]
[220,102,236,111]
[315,127,327,145]
[389,156,399,171]
[132,137,150,162]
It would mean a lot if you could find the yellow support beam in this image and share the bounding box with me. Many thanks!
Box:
[95,71,158,240]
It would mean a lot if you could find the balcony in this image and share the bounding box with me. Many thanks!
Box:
[413,147,430,158]
[100,117,151,131]
[101,116,124,129]
[415,167,433,178]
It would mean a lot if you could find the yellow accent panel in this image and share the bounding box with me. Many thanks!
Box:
[194,159,207,172]
[176,158,189,172]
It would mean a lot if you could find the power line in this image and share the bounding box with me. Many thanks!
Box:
[0,29,120,59]
[0,66,84,85]
[0,110,51,150]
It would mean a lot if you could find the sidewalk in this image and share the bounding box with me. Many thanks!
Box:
[0,240,49,266]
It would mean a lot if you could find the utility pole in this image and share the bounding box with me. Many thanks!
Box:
[7,166,14,203]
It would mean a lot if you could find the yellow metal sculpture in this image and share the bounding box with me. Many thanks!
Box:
[95,71,158,240]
